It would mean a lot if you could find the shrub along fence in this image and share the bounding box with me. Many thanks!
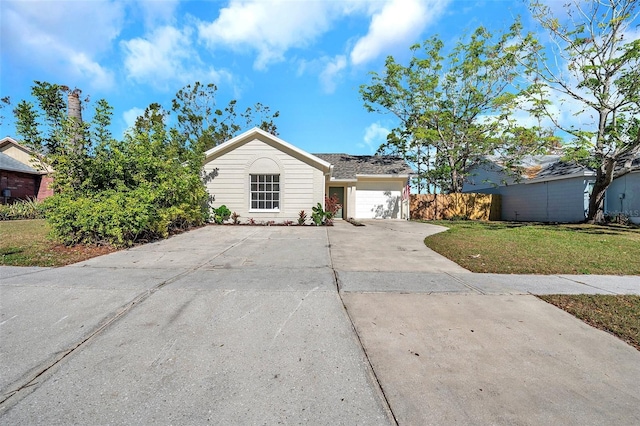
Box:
[410,193,501,221]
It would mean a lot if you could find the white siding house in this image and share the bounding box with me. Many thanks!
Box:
[203,128,413,222]
[203,128,331,222]
[312,154,412,220]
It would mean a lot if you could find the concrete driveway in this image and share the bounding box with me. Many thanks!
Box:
[0,226,390,424]
[1,221,639,424]
[328,220,640,425]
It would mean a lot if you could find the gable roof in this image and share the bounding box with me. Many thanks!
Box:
[0,137,35,156]
[0,151,41,174]
[0,136,53,173]
[0,136,22,149]
[204,127,332,172]
[314,153,413,180]
[510,155,592,180]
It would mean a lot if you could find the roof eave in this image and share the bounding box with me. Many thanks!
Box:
[0,166,45,175]
[525,170,596,183]
[329,177,357,183]
[355,173,411,179]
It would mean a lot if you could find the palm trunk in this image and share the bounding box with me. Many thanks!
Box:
[66,90,85,191]
[67,91,83,153]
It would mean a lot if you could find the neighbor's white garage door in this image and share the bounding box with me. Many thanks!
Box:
[355,181,402,219]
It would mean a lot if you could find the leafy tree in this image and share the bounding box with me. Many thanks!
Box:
[13,81,86,175]
[360,24,545,193]
[521,0,640,223]
[171,82,279,154]
[12,82,209,246]
[11,81,279,246]
[0,96,10,128]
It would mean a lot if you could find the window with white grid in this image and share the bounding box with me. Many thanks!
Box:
[250,174,280,210]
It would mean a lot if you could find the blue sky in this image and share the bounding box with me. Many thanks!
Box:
[1,0,559,155]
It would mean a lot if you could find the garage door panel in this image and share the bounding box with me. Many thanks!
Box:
[355,190,401,219]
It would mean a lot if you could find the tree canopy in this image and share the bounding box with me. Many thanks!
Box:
[360,24,549,194]
[520,0,640,223]
[171,82,279,154]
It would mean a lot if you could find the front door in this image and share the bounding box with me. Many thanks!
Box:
[328,186,345,219]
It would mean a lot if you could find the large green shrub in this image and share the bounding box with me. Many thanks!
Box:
[43,104,209,247]
[45,186,206,246]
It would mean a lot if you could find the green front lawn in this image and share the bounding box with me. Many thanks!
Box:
[0,219,115,267]
[423,221,640,275]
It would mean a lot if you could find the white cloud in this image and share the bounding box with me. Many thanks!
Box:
[197,0,340,70]
[123,107,145,129]
[1,0,124,90]
[70,53,115,91]
[360,122,390,152]
[350,0,449,66]
[134,0,180,28]
[319,55,347,94]
[122,26,193,83]
[121,25,234,90]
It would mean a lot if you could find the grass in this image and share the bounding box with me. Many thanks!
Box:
[423,220,640,275]
[538,295,640,351]
[0,219,116,267]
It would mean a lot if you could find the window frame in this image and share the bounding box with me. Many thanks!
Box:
[249,174,280,212]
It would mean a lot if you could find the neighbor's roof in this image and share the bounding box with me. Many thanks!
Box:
[484,153,640,182]
[314,153,413,180]
[0,151,41,174]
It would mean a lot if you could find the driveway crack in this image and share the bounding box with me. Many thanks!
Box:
[1,230,262,411]
[325,228,399,426]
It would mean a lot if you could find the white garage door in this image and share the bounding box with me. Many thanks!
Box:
[355,181,402,219]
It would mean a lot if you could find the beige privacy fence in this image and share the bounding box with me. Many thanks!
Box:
[410,193,501,221]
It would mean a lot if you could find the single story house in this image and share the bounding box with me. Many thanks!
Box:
[462,155,640,223]
[0,137,54,203]
[202,128,413,221]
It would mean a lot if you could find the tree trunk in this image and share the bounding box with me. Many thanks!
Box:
[587,181,607,224]
[586,158,615,224]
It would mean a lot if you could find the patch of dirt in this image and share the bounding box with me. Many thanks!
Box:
[51,244,119,265]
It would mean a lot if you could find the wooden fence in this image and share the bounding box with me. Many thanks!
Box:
[410,193,501,221]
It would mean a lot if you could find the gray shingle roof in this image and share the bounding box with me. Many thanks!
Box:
[0,152,40,174]
[485,154,639,180]
[313,153,413,180]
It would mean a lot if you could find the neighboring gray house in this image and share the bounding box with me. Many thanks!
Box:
[202,128,412,222]
[462,155,640,223]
